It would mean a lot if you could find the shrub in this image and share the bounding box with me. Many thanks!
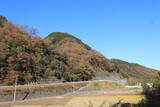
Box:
[140,72,160,107]
[111,73,160,107]
[0,16,8,27]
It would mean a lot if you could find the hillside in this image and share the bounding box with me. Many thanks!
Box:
[0,16,159,85]
[45,32,119,78]
[111,59,158,83]
[45,32,159,82]
[0,17,70,85]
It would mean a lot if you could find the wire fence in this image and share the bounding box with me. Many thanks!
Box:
[0,79,128,103]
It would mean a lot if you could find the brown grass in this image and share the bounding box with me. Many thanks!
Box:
[93,81,124,88]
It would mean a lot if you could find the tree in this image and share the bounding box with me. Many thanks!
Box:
[0,16,8,27]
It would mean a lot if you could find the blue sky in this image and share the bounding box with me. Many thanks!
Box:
[0,0,159,70]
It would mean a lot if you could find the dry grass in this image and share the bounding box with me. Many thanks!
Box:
[93,81,124,88]
[66,95,144,107]
[9,95,144,107]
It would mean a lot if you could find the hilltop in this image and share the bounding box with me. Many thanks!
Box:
[0,16,159,85]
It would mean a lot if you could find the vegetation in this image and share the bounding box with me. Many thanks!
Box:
[111,59,157,83]
[0,16,8,27]
[46,32,91,50]
[0,16,95,85]
[138,72,160,107]
[0,20,69,85]
[0,16,158,85]
[93,81,124,88]
[112,72,160,107]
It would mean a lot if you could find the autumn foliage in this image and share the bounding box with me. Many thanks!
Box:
[0,16,158,85]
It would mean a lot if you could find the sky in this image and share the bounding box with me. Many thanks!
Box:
[0,0,159,70]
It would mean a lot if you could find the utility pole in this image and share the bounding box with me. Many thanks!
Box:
[72,80,74,93]
[13,75,18,102]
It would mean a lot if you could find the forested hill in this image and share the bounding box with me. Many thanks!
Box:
[0,16,159,85]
